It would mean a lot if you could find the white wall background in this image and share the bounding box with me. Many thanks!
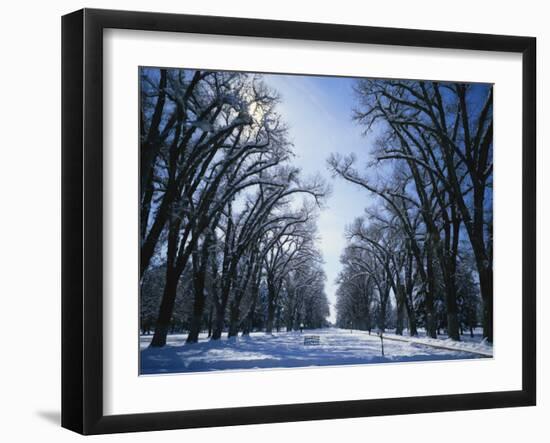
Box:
[0,0,546,441]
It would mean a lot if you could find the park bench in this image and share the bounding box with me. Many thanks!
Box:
[303,335,320,346]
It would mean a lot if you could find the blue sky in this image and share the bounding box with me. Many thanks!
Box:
[263,73,372,323]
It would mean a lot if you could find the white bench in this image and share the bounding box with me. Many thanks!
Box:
[303,335,320,346]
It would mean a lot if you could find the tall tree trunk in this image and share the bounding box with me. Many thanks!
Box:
[150,266,179,347]
[242,278,260,336]
[444,280,460,341]
[227,254,257,338]
[241,306,254,336]
[425,244,437,338]
[395,285,405,335]
[479,265,493,342]
[227,303,240,338]
[211,301,226,340]
[207,303,214,338]
[265,276,278,334]
[405,298,418,336]
[187,231,214,344]
[378,288,388,333]
[265,300,276,335]
[285,288,295,332]
[186,287,206,344]
[211,276,233,340]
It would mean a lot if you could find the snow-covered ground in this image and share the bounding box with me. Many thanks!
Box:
[140,328,492,375]
[381,330,493,357]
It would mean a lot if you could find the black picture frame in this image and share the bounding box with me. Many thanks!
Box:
[61,8,536,435]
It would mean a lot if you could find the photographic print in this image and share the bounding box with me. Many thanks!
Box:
[139,67,494,375]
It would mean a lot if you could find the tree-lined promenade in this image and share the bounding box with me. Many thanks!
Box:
[140,68,493,351]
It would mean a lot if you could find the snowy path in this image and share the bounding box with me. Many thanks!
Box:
[379,333,493,358]
[140,328,491,375]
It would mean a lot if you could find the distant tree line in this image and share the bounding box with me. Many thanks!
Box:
[331,79,493,342]
[140,68,330,347]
